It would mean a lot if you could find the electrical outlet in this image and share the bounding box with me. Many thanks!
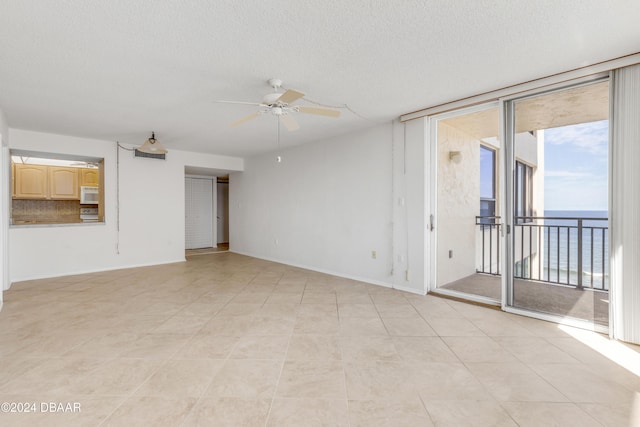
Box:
[371,250,377,259]
[274,239,279,246]
[449,250,453,258]
[405,270,410,281]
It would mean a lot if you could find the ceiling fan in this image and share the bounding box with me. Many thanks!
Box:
[215,79,340,131]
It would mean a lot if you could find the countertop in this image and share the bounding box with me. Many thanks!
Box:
[11,219,104,227]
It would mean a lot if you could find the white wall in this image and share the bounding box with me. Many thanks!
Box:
[0,110,9,298]
[0,113,7,146]
[403,119,428,293]
[515,131,538,166]
[231,121,427,293]
[7,129,243,283]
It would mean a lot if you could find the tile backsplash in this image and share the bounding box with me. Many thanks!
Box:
[12,199,81,222]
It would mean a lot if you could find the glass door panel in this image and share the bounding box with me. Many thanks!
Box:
[433,104,502,303]
[508,80,610,326]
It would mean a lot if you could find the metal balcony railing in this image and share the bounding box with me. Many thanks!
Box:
[476,215,609,291]
[476,216,502,275]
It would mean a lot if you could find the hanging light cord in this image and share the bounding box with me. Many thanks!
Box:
[275,116,283,162]
[115,142,135,255]
[116,142,135,152]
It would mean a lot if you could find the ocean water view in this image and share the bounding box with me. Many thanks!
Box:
[540,209,609,290]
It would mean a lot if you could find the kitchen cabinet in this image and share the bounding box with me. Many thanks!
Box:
[13,164,48,199]
[12,164,80,200]
[48,167,79,199]
[80,168,99,186]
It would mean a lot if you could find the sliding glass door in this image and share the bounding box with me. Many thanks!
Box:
[428,78,610,330]
[504,80,610,328]
[431,103,502,304]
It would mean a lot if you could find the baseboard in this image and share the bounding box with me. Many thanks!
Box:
[7,251,427,296]
[230,250,425,294]
[8,257,187,286]
[393,284,427,295]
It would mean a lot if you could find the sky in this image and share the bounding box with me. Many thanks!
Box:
[543,120,608,212]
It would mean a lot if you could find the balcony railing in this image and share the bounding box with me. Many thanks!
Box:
[476,216,502,275]
[476,215,609,291]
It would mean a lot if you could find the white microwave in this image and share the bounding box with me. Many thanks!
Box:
[80,186,99,204]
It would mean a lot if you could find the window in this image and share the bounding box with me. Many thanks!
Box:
[479,145,496,224]
[515,161,533,223]
[10,150,104,225]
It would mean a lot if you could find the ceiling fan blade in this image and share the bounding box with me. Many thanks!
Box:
[215,100,264,106]
[230,112,259,127]
[298,106,341,118]
[277,89,305,104]
[280,114,300,131]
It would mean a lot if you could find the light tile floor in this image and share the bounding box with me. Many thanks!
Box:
[0,253,638,426]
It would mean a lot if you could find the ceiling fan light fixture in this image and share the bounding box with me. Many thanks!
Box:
[218,78,340,131]
[137,131,168,154]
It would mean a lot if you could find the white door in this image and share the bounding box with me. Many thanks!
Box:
[185,177,214,249]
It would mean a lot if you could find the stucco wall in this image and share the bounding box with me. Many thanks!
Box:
[436,121,480,286]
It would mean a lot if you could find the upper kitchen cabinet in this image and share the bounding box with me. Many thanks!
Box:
[49,167,79,199]
[80,168,99,186]
[13,163,48,199]
[13,164,80,200]
[11,151,104,225]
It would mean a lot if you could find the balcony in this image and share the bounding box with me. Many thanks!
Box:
[476,215,609,289]
[441,215,609,326]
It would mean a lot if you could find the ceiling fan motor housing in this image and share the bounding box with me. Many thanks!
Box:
[262,92,282,105]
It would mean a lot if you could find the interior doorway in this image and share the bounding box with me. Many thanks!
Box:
[185,176,215,250]
[216,176,229,249]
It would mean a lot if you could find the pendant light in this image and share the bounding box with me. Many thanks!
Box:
[137,132,168,154]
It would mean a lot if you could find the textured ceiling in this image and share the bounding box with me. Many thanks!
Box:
[442,81,609,139]
[0,1,638,157]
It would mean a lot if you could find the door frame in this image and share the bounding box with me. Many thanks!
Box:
[500,75,611,334]
[426,75,612,333]
[185,174,217,250]
[427,100,502,306]
[216,179,229,245]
